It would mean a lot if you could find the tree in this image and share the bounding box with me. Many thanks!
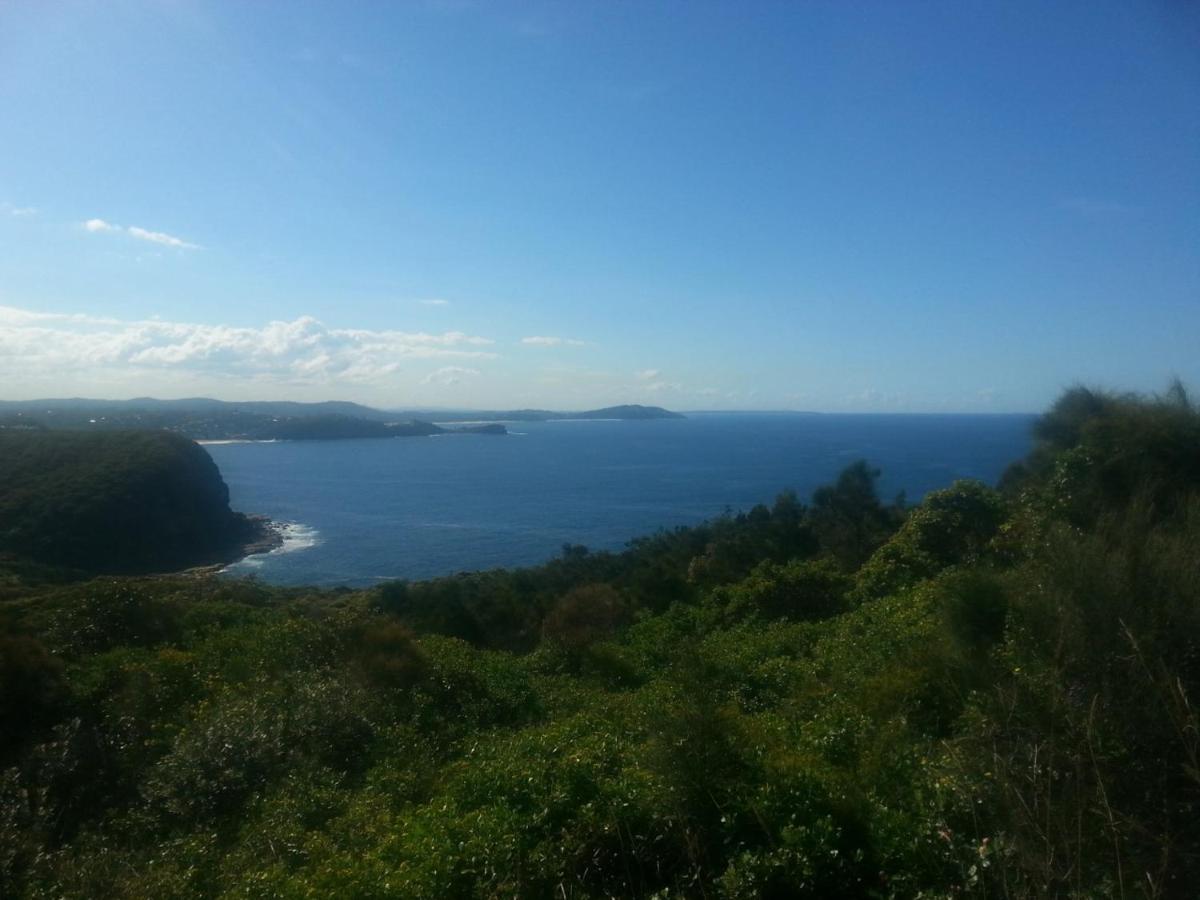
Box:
[809,460,897,567]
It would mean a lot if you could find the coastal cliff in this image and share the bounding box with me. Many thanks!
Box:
[0,430,274,576]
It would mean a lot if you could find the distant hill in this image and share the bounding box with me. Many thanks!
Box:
[0,430,267,575]
[568,404,685,420]
[0,397,392,427]
[0,396,390,419]
[0,398,682,439]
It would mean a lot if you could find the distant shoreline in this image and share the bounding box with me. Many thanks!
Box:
[196,438,280,445]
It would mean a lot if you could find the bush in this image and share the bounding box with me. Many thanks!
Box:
[542,583,630,652]
[854,480,1005,602]
[351,620,427,689]
[0,634,66,760]
[722,558,851,623]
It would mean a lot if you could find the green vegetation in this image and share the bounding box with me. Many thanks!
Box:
[1,385,1197,896]
[0,431,263,580]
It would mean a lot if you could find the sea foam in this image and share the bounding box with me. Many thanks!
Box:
[274,522,321,554]
[224,522,319,575]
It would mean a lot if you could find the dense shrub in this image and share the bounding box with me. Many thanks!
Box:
[541,583,630,651]
[853,480,1006,602]
[721,557,851,622]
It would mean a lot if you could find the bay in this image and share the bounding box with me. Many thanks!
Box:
[207,413,1035,587]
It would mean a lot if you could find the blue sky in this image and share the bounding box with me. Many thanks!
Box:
[1,0,1196,411]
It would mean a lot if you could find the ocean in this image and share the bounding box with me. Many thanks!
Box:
[207,413,1035,587]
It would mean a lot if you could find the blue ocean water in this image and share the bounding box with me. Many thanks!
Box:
[207,413,1035,587]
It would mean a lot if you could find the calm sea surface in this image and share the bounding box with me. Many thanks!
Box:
[207,413,1034,587]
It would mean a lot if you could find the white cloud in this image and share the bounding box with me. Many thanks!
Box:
[127,225,199,249]
[0,305,497,388]
[421,365,480,386]
[521,335,585,347]
[2,202,36,217]
[82,218,199,249]
[419,298,450,306]
[0,306,123,327]
[636,369,660,380]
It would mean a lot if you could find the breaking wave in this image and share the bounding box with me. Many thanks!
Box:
[273,522,321,554]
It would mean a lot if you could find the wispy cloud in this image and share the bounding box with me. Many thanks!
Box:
[0,305,496,387]
[419,298,450,307]
[521,335,585,347]
[127,226,198,249]
[83,218,199,249]
[421,365,480,386]
[636,369,660,381]
[2,202,36,217]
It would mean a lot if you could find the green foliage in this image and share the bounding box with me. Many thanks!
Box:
[809,460,901,568]
[955,498,1200,896]
[937,568,1009,651]
[143,676,375,824]
[686,490,821,588]
[351,619,427,689]
[854,480,1006,602]
[40,580,186,656]
[720,557,851,623]
[1005,383,1200,524]
[541,582,630,651]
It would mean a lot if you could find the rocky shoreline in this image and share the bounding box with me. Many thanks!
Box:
[237,514,285,558]
[169,515,284,579]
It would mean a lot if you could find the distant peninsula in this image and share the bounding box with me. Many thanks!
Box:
[247,415,507,442]
[423,404,686,423]
[0,398,683,442]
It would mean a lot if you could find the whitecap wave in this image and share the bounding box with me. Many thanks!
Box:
[221,521,319,576]
[273,522,321,554]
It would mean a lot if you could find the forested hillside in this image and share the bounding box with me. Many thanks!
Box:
[0,431,264,578]
[1,386,1197,897]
